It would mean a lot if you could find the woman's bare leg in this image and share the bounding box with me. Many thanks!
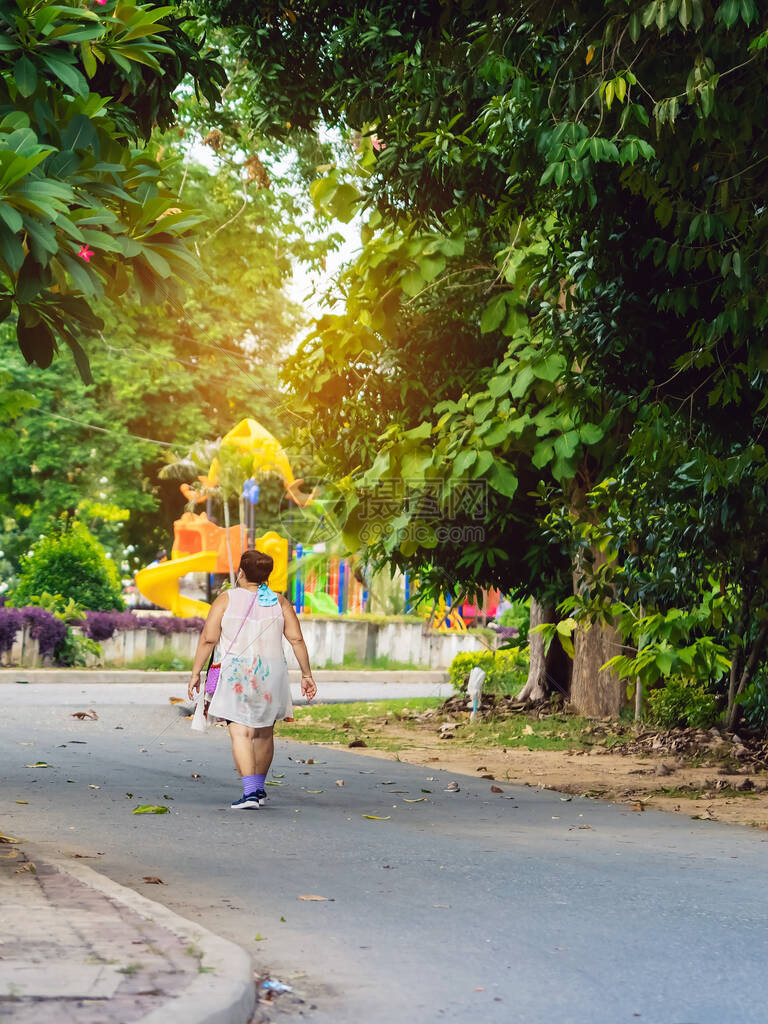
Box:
[252,726,274,776]
[228,723,257,776]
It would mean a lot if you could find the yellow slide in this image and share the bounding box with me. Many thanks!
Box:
[135,552,218,619]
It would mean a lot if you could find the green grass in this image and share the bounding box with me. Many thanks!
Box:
[284,699,626,753]
[285,698,440,749]
[454,714,626,751]
[116,652,193,671]
[320,653,428,671]
[652,785,759,800]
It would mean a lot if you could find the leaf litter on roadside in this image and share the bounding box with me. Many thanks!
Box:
[143,876,165,884]
[298,894,334,902]
[25,761,51,768]
[132,805,169,815]
[72,710,98,720]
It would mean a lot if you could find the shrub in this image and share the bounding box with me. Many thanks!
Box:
[449,647,529,695]
[83,610,204,641]
[647,677,719,730]
[13,520,124,611]
[0,606,23,657]
[83,611,140,641]
[55,631,102,667]
[19,607,67,661]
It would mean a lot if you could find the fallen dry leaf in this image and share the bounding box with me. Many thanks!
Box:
[15,800,28,805]
[168,697,185,705]
[0,833,21,844]
[142,876,165,884]
[15,862,35,874]
[403,797,427,803]
[72,709,98,721]
[631,801,645,812]
[298,894,334,902]
[363,814,391,820]
[490,785,504,794]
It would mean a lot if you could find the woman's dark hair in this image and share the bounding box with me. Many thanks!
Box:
[239,549,273,584]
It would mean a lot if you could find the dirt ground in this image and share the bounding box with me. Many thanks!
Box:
[302,723,768,830]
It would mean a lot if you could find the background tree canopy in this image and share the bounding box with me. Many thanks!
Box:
[4,0,768,724]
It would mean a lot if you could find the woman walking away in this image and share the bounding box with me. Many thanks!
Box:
[188,549,318,809]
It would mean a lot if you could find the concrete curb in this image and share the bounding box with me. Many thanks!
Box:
[0,668,449,685]
[28,846,255,1024]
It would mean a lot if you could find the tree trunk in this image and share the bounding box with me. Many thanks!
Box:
[569,545,624,718]
[726,596,750,727]
[727,619,768,730]
[516,598,554,703]
[570,618,624,717]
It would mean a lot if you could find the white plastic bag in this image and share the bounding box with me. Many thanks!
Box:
[467,666,486,720]
[191,689,209,733]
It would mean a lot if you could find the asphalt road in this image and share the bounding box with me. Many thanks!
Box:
[2,685,768,1024]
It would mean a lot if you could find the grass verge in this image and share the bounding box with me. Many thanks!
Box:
[284,698,627,753]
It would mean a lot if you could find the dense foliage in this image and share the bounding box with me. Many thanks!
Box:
[196,0,768,721]
[0,0,226,372]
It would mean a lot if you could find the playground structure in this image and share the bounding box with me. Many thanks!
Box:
[134,417,499,626]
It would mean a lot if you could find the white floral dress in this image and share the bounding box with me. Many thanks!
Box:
[207,586,293,727]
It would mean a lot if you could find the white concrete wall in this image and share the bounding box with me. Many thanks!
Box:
[5,619,486,669]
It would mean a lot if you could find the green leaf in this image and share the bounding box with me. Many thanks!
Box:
[579,423,604,445]
[554,430,580,460]
[488,460,518,498]
[532,439,554,469]
[715,0,739,26]
[535,353,566,382]
[0,225,25,273]
[13,56,37,98]
[452,448,477,477]
[41,55,89,98]
[400,268,424,297]
[328,182,361,223]
[17,319,56,369]
[488,373,513,398]
[132,804,169,815]
[419,254,446,281]
[480,293,507,334]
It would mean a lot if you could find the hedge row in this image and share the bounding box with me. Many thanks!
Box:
[0,606,204,660]
[448,648,529,695]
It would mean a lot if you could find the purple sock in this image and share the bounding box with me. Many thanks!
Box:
[243,773,266,797]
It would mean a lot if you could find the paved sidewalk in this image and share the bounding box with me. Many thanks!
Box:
[0,839,254,1024]
[0,668,449,685]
